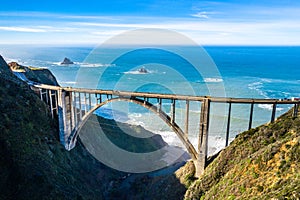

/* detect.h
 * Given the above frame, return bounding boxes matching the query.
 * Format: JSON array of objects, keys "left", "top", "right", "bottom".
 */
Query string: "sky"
[{"left": 1, "top": 0, "right": 300, "bottom": 45}]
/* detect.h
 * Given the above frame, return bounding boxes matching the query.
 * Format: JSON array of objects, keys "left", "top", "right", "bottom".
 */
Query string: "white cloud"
[
  {"left": 191, "top": 12, "right": 210, "bottom": 19},
  {"left": 0, "top": 26, "right": 46, "bottom": 33},
  {"left": 1, "top": 10, "right": 300, "bottom": 45},
  {"left": 0, "top": 25, "right": 81, "bottom": 33}
]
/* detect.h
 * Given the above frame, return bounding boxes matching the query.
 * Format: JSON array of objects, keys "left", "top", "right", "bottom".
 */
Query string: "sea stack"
[
  {"left": 61, "top": 57, "right": 74, "bottom": 65},
  {"left": 138, "top": 67, "right": 148, "bottom": 73}
]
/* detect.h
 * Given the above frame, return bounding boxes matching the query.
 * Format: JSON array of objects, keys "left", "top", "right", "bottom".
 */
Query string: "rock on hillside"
[{"left": 184, "top": 108, "right": 300, "bottom": 199}]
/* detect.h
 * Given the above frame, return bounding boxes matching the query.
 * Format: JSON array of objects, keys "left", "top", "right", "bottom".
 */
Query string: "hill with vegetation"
[
  {"left": 0, "top": 56, "right": 118, "bottom": 199},
  {"left": 184, "top": 108, "right": 300, "bottom": 199}
]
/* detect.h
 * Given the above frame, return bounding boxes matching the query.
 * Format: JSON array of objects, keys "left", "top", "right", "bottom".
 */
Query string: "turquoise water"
[{"left": 2, "top": 45, "right": 300, "bottom": 155}]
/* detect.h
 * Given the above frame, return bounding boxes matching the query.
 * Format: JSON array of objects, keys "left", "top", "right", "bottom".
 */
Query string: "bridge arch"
[{"left": 70, "top": 96, "right": 198, "bottom": 161}]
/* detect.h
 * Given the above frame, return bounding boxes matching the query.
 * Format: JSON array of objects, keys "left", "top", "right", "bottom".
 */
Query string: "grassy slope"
[{"left": 184, "top": 109, "right": 300, "bottom": 199}]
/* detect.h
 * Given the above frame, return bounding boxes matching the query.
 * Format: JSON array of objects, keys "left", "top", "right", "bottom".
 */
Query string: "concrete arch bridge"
[{"left": 31, "top": 84, "right": 299, "bottom": 177}]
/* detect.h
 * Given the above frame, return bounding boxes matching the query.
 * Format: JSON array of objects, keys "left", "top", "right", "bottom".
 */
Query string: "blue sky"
[{"left": 1, "top": 0, "right": 300, "bottom": 45}]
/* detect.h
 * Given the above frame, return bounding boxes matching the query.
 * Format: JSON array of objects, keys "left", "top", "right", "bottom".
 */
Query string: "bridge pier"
[
  {"left": 248, "top": 102, "right": 254, "bottom": 130},
  {"left": 57, "top": 89, "right": 73, "bottom": 150},
  {"left": 271, "top": 103, "right": 277, "bottom": 123},
  {"left": 195, "top": 98, "right": 210, "bottom": 178},
  {"left": 184, "top": 100, "right": 189, "bottom": 139},
  {"left": 170, "top": 100, "right": 176, "bottom": 124},
  {"left": 293, "top": 103, "right": 299, "bottom": 118},
  {"left": 225, "top": 102, "right": 232, "bottom": 147}
]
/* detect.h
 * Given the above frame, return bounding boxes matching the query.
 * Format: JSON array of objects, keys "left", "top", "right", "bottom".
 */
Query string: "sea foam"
[{"left": 204, "top": 78, "right": 223, "bottom": 83}]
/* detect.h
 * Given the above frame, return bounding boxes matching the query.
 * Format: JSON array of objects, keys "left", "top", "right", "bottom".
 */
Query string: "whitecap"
[
  {"left": 124, "top": 70, "right": 153, "bottom": 75},
  {"left": 129, "top": 113, "right": 142, "bottom": 118},
  {"left": 52, "top": 62, "right": 63, "bottom": 65},
  {"left": 248, "top": 81, "right": 263, "bottom": 90},
  {"left": 258, "top": 104, "right": 284, "bottom": 111},
  {"left": 204, "top": 78, "right": 223, "bottom": 83},
  {"left": 80, "top": 63, "right": 115, "bottom": 67},
  {"left": 248, "top": 81, "right": 269, "bottom": 98},
  {"left": 258, "top": 104, "right": 273, "bottom": 111}
]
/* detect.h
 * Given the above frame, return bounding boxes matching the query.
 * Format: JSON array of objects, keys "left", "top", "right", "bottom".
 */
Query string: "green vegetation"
[
  {"left": 184, "top": 109, "right": 300, "bottom": 199},
  {"left": 0, "top": 67, "right": 112, "bottom": 199}
]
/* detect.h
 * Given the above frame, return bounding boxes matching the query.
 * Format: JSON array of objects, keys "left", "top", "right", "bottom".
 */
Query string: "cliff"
[{"left": 9, "top": 62, "right": 59, "bottom": 86}]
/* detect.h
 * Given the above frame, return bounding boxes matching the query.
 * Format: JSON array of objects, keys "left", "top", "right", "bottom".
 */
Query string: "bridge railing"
[
  {"left": 31, "top": 84, "right": 299, "bottom": 133},
  {"left": 209, "top": 98, "right": 299, "bottom": 147},
  {"left": 31, "top": 84, "right": 300, "bottom": 147}
]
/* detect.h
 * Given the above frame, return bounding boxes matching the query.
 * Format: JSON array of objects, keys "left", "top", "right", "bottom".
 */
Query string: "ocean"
[{"left": 2, "top": 45, "right": 300, "bottom": 156}]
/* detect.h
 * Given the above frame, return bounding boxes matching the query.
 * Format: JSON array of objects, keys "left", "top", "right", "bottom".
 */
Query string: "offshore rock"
[{"left": 61, "top": 57, "right": 74, "bottom": 65}]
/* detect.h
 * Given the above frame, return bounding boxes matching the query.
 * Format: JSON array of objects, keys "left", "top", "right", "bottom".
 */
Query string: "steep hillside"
[
  {"left": 185, "top": 109, "right": 300, "bottom": 199},
  {"left": 0, "top": 56, "right": 186, "bottom": 200},
  {"left": 0, "top": 60, "right": 113, "bottom": 199},
  {"left": 8, "top": 62, "right": 59, "bottom": 86}
]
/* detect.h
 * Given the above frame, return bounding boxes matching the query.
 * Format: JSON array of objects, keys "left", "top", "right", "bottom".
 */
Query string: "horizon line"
[{"left": 1, "top": 43, "right": 300, "bottom": 47}]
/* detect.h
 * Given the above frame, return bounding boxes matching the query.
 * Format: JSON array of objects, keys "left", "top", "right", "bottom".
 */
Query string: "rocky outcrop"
[
  {"left": 8, "top": 62, "right": 59, "bottom": 86},
  {"left": 8, "top": 61, "right": 26, "bottom": 71},
  {"left": 25, "top": 68, "right": 60, "bottom": 86},
  {"left": 61, "top": 57, "right": 74, "bottom": 65}
]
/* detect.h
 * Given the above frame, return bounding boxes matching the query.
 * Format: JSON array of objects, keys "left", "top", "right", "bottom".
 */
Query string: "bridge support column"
[
  {"left": 225, "top": 102, "right": 232, "bottom": 147},
  {"left": 293, "top": 103, "right": 299, "bottom": 118},
  {"left": 195, "top": 98, "right": 210, "bottom": 178},
  {"left": 271, "top": 103, "right": 277, "bottom": 123},
  {"left": 248, "top": 102, "right": 254, "bottom": 130},
  {"left": 185, "top": 100, "right": 189, "bottom": 139},
  {"left": 57, "top": 89, "right": 72, "bottom": 150}
]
